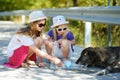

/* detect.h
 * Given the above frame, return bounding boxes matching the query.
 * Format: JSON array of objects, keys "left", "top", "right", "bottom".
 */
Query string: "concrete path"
[{"left": 0, "top": 21, "right": 120, "bottom": 80}]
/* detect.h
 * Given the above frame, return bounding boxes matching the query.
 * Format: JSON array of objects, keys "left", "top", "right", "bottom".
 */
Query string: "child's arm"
[{"left": 29, "top": 45, "right": 62, "bottom": 66}]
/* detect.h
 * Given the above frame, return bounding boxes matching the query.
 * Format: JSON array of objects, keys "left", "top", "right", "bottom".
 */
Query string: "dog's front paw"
[{"left": 94, "top": 69, "right": 109, "bottom": 76}]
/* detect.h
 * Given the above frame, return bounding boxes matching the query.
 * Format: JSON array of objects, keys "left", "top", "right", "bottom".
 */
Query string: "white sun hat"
[
  {"left": 51, "top": 15, "right": 69, "bottom": 28},
  {"left": 28, "top": 11, "right": 47, "bottom": 23}
]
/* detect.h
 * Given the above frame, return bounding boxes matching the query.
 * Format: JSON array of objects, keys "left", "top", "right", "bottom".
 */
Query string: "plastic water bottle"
[{"left": 63, "top": 60, "right": 72, "bottom": 69}]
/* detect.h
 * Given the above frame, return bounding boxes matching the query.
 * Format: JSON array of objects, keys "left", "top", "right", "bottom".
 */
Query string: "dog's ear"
[
  {"left": 95, "top": 52, "right": 104, "bottom": 62},
  {"left": 95, "top": 48, "right": 107, "bottom": 62},
  {"left": 87, "top": 48, "right": 96, "bottom": 57},
  {"left": 87, "top": 48, "right": 102, "bottom": 63},
  {"left": 81, "top": 47, "right": 94, "bottom": 56},
  {"left": 87, "top": 48, "right": 105, "bottom": 64}
]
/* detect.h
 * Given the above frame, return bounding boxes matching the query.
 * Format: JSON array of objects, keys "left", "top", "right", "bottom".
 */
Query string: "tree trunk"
[
  {"left": 72, "top": 0, "right": 78, "bottom": 6},
  {"left": 112, "top": 0, "right": 117, "bottom": 6}
]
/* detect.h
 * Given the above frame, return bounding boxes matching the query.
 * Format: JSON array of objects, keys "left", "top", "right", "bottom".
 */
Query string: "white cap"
[
  {"left": 51, "top": 15, "right": 69, "bottom": 28},
  {"left": 28, "top": 11, "right": 47, "bottom": 23}
]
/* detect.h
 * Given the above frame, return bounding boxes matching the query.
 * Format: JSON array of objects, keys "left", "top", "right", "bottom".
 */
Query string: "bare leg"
[
  {"left": 61, "top": 40, "right": 70, "bottom": 59},
  {"left": 26, "top": 49, "right": 34, "bottom": 61},
  {"left": 26, "top": 37, "right": 45, "bottom": 67},
  {"left": 44, "top": 40, "right": 53, "bottom": 55},
  {"left": 35, "top": 37, "right": 45, "bottom": 67}
]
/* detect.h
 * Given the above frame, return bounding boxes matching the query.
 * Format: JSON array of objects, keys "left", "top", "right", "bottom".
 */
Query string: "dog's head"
[{"left": 76, "top": 47, "right": 103, "bottom": 67}]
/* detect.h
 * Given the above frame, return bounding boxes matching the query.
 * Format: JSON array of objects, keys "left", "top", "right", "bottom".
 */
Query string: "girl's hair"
[
  {"left": 16, "top": 22, "right": 43, "bottom": 38},
  {"left": 52, "top": 28, "right": 57, "bottom": 41}
]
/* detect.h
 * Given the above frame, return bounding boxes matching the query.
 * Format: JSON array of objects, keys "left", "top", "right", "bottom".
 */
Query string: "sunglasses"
[
  {"left": 38, "top": 23, "right": 46, "bottom": 27},
  {"left": 57, "top": 27, "right": 67, "bottom": 31}
]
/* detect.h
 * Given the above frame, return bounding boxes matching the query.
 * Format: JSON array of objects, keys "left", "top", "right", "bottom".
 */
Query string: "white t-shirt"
[{"left": 7, "top": 34, "right": 34, "bottom": 57}]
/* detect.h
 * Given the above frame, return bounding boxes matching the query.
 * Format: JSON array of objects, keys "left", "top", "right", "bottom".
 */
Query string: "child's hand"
[{"left": 53, "top": 57, "right": 63, "bottom": 66}]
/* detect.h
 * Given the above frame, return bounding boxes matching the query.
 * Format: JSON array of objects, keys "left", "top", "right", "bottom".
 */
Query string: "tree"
[
  {"left": 72, "top": 0, "right": 78, "bottom": 6},
  {"left": 0, "top": 0, "right": 120, "bottom": 11}
]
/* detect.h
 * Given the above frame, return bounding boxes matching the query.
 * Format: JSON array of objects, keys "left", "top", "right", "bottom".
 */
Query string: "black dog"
[{"left": 76, "top": 47, "right": 120, "bottom": 75}]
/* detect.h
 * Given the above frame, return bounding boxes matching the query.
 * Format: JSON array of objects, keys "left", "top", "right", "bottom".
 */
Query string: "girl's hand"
[{"left": 53, "top": 57, "right": 63, "bottom": 66}]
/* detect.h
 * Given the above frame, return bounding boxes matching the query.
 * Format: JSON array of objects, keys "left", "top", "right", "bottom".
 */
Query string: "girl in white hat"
[
  {"left": 44, "top": 15, "right": 75, "bottom": 61},
  {"left": 3, "top": 11, "right": 62, "bottom": 68}
]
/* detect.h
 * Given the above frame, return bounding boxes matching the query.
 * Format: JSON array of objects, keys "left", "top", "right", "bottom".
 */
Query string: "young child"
[
  {"left": 3, "top": 11, "right": 62, "bottom": 68},
  {"left": 44, "top": 15, "right": 75, "bottom": 61}
]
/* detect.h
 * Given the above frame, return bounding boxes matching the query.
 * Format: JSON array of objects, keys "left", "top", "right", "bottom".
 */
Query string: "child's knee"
[
  {"left": 37, "top": 37, "right": 44, "bottom": 43},
  {"left": 61, "top": 40, "right": 69, "bottom": 47},
  {"left": 34, "top": 37, "right": 43, "bottom": 46}
]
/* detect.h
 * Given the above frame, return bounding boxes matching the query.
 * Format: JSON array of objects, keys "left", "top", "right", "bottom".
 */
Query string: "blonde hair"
[
  {"left": 52, "top": 28, "right": 56, "bottom": 41},
  {"left": 16, "top": 21, "right": 43, "bottom": 38}
]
